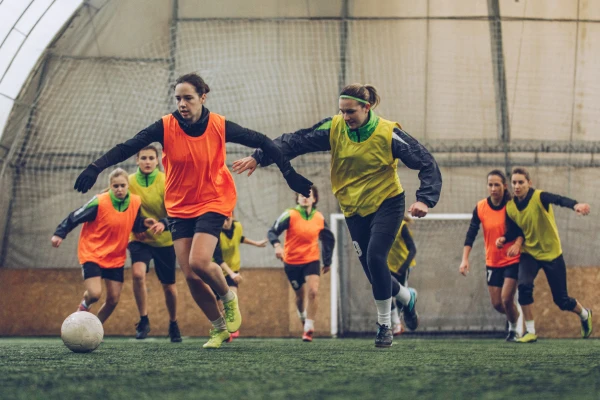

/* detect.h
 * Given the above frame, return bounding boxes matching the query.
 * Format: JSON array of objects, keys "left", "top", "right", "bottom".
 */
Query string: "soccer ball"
[{"left": 61, "top": 311, "right": 104, "bottom": 353}]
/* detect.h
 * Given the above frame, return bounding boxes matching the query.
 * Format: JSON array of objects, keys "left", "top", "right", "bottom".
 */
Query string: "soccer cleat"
[
  {"left": 581, "top": 309, "right": 593, "bottom": 339},
  {"left": 516, "top": 332, "right": 538, "bottom": 343},
  {"left": 222, "top": 292, "right": 242, "bottom": 333},
  {"left": 202, "top": 328, "right": 230, "bottom": 349},
  {"left": 169, "top": 321, "right": 182, "bottom": 343},
  {"left": 392, "top": 323, "right": 404, "bottom": 336},
  {"left": 135, "top": 317, "right": 151, "bottom": 340},
  {"left": 403, "top": 288, "right": 419, "bottom": 331},
  {"left": 506, "top": 331, "right": 519, "bottom": 342},
  {"left": 375, "top": 323, "right": 393, "bottom": 348},
  {"left": 302, "top": 330, "right": 314, "bottom": 342}
]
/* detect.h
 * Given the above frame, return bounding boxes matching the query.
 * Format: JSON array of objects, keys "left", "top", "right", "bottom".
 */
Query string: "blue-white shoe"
[{"left": 403, "top": 288, "right": 419, "bottom": 331}]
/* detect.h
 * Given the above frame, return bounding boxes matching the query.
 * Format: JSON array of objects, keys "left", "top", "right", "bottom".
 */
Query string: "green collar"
[
  {"left": 135, "top": 167, "right": 158, "bottom": 187},
  {"left": 295, "top": 205, "right": 316, "bottom": 220},
  {"left": 345, "top": 110, "right": 379, "bottom": 143},
  {"left": 109, "top": 189, "right": 131, "bottom": 212}
]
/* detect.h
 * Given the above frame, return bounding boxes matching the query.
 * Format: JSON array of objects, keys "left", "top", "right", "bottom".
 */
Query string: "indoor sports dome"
[{"left": 1, "top": 0, "right": 599, "bottom": 338}]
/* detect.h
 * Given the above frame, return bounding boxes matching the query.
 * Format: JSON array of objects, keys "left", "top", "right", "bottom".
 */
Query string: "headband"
[{"left": 339, "top": 95, "right": 369, "bottom": 105}]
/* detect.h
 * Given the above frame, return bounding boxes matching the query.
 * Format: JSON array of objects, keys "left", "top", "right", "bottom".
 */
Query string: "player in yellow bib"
[
  {"left": 212, "top": 212, "right": 268, "bottom": 340},
  {"left": 387, "top": 215, "right": 417, "bottom": 336},
  {"left": 233, "top": 84, "right": 442, "bottom": 347},
  {"left": 127, "top": 145, "right": 181, "bottom": 342},
  {"left": 496, "top": 167, "right": 593, "bottom": 342}
]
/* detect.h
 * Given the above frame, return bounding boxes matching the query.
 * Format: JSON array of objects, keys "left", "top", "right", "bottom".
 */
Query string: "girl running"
[
  {"left": 128, "top": 145, "right": 181, "bottom": 342},
  {"left": 233, "top": 84, "right": 442, "bottom": 347},
  {"left": 73, "top": 73, "right": 312, "bottom": 349},
  {"left": 496, "top": 167, "right": 592, "bottom": 342},
  {"left": 459, "top": 170, "right": 523, "bottom": 341},
  {"left": 268, "top": 187, "right": 335, "bottom": 342},
  {"left": 52, "top": 168, "right": 159, "bottom": 324}
]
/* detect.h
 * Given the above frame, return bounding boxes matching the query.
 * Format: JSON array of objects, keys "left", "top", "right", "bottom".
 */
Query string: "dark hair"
[
  {"left": 511, "top": 167, "right": 531, "bottom": 182},
  {"left": 174, "top": 73, "right": 210, "bottom": 96},
  {"left": 296, "top": 185, "right": 319, "bottom": 207},
  {"left": 137, "top": 144, "right": 159, "bottom": 158},
  {"left": 487, "top": 169, "right": 512, "bottom": 202},
  {"left": 340, "top": 83, "right": 380, "bottom": 109}
]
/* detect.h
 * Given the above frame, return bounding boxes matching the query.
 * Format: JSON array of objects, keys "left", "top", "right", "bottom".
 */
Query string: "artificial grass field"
[{"left": 0, "top": 337, "right": 598, "bottom": 400}]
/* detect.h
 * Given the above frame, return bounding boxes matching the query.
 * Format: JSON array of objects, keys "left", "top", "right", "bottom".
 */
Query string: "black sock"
[{"left": 140, "top": 315, "right": 149, "bottom": 322}]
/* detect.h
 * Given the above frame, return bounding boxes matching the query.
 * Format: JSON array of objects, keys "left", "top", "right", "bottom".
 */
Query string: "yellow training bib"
[
  {"left": 220, "top": 221, "right": 243, "bottom": 273},
  {"left": 387, "top": 220, "right": 416, "bottom": 273}
]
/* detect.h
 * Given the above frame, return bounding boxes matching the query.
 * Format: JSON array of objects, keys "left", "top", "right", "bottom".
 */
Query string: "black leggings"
[
  {"left": 518, "top": 253, "right": 577, "bottom": 311},
  {"left": 344, "top": 193, "right": 404, "bottom": 300}
]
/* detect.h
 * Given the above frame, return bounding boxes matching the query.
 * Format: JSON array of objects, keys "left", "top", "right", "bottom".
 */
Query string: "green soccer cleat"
[
  {"left": 516, "top": 332, "right": 538, "bottom": 343},
  {"left": 403, "top": 288, "right": 419, "bottom": 331},
  {"left": 202, "top": 328, "right": 230, "bottom": 349},
  {"left": 581, "top": 309, "right": 593, "bottom": 339},
  {"left": 223, "top": 292, "right": 242, "bottom": 333}
]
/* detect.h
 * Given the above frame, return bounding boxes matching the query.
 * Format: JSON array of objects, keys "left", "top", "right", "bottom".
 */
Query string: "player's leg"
[
  {"left": 188, "top": 213, "right": 241, "bottom": 334},
  {"left": 224, "top": 275, "right": 240, "bottom": 340},
  {"left": 129, "top": 242, "right": 153, "bottom": 339},
  {"left": 542, "top": 255, "right": 592, "bottom": 338},
  {"left": 154, "top": 245, "right": 181, "bottom": 342},
  {"left": 80, "top": 263, "right": 102, "bottom": 311},
  {"left": 170, "top": 218, "right": 229, "bottom": 348},
  {"left": 97, "top": 268, "right": 124, "bottom": 324},
  {"left": 390, "top": 271, "right": 406, "bottom": 335},
  {"left": 303, "top": 263, "right": 321, "bottom": 342},
  {"left": 500, "top": 264, "right": 521, "bottom": 340},
  {"left": 486, "top": 268, "right": 505, "bottom": 315},
  {"left": 516, "top": 254, "right": 540, "bottom": 343},
  {"left": 285, "top": 264, "right": 307, "bottom": 331}
]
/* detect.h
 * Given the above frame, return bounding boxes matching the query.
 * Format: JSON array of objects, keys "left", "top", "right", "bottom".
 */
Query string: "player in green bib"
[
  {"left": 127, "top": 145, "right": 181, "bottom": 342},
  {"left": 496, "top": 167, "right": 593, "bottom": 342},
  {"left": 233, "top": 84, "right": 442, "bottom": 347}
]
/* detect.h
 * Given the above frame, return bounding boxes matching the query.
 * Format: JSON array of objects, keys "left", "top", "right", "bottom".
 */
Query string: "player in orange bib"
[
  {"left": 73, "top": 73, "right": 312, "bottom": 349},
  {"left": 51, "top": 168, "right": 159, "bottom": 324},
  {"left": 268, "top": 186, "right": 335, "bottom": 342},
  {"left": 459, "top": 170, "right": 523, "bottom": 341}
]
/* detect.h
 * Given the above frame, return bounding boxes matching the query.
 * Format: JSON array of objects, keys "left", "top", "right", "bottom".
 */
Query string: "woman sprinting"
[
  {"left": 73, "top": 73, "right": 312, "bottom": 349},
  {"left": 459, "top": 170, "right": 523, "bottom": 341},
  {"left": 233, "top": 83, "right": 442, "bottom": 347},
  {"left": 267, "top": 187, "right": 335, "bottom": 342},
  {"left": 496, "top": 167, "right": 592, "bottom": 342},
  {"left": 52, "top": 168, "right": 159, "bottom": 324}
]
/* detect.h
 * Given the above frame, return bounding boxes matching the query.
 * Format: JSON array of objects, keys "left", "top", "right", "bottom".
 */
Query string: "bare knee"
[
  {"left": 132, "top": 269, "right": 146, "bottom": 282},
  {"left": 307, "top": 287, "right": 319, "bottom": 300},
  {"left": 163, "top": 284, "right": 177, "bottom": 295},
  {"left": 105, "top": 294, "right": 120, "bottom": 307},
  {"left": 491, "top": 300, "right": 504, "bottom": 314},
  {"left": 190, "top": 259, "right": 211, "bottom": 277},
  {"left": 501, "top": 295, "right": 514, "bottom": 311},
  {"left": 86, "top": 289, "right": 101, "bottom": 304}
]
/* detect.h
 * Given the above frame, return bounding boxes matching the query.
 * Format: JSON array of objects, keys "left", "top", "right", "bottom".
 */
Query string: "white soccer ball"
[{"left": 61, "top": 311, "right": 104, "bottom": 353}]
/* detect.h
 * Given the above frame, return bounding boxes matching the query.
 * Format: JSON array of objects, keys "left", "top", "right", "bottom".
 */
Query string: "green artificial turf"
[{"left": 0, "top": 337, "right": 598, "bottom": 400}]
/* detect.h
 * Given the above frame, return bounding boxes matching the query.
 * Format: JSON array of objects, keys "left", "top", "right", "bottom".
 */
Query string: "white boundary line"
[{"left": 329, "top": 212, "right": 472, "bottom": 336}]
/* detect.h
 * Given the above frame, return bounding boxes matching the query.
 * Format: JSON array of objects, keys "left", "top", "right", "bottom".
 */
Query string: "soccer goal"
[{"left": 330, "top": 213, "right": 507, "bottom": 336}]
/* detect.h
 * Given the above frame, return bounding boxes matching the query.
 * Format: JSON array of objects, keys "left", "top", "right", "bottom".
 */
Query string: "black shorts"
[
  {"left": 82, "top": 262, "right": 124, "bottom": 283},
  {"left": 168, "top": 212, "right": 228, "bottom": 241},
  {"left": 486, "top": 263, "right": 519, "bottom": 288},
  {"left": 284, "top": 260, "right": 320, "bottom": 290},
  {"left": 225, "top": 274, "right": 238, "bottom": 288},
  {"left": 128, "top": 241, "right": 177, "bottom": 285}
]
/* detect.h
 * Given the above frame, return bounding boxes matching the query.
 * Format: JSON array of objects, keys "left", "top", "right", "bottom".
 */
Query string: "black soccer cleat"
[
  {"left": 135, "top": 317, "right": 151, "bottom": 339},
  {"left": 169, "top": 320, "right": 182, "bottom": 343},
  {"left": 375, "top": 323, "right": 393, "bottom": 348},
  {"left": 506, "top": 330, "right": 519, "bottom": 342},
  {"left": 403, "top": 288, "right": 419, "bottom": 331}
]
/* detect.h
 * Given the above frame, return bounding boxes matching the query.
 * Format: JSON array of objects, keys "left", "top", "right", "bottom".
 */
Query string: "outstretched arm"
[
  {"left": 459, "top": 207, "right": 480, "bottom": 276},
  {"left": 74, "top": 120, "right": 164, "bottom": 193},
  {"left": 397, "top": 224, "right": 417, "bottom": 276},
  {"left": 540, "top": 191, "right": 590, "bottom": 215},
  {"left": 52, "top": 197, "right": 99, "bottom": 246}
]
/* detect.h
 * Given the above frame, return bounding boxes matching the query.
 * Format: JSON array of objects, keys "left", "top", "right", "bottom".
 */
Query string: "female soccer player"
[
  {"left": 387, "top": 215, "right": 417, "bottom": 336},
  {"left": 267, "top": 187, "right": 335, "bottom": 342},
  {"left": 496, "top": 167, "right": 593, "bottom": 342},
  {"left": 212, "top": 213, "right": 268, "bottom": 341},
  {"left": 73, "top": 73, "right": 312, "bottom": 349},
  {"left": 233, "top": 84, "right": 442, "bottom": 347},
  {"left": 459, "top": 170, "right": 523, "bottom": 341},
  {"left": 128, "top": 145, "right": 181, "bottom": 342},
  {"left": 51, "top": 168, "right": 159, "bottom": 324}
]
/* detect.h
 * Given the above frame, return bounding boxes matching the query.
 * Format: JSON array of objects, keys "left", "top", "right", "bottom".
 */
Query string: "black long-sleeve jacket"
[
  {"left": 503, "top": 188, "right": 578, "bottom": 242},
  {"left": 397, "top": 223, "right": 417, "bottom": 274},
  {"left": 251, "top": 115, "right": 442, "bottom": 208},
  {"left": 54, "top": 194, "right": 149, "bottom": 239},
  {"left": 267, "top": 207, "right": 335, "bottom": 266},
  {"left": 92, "top": 107, "right": 293, "bottom": 175}
]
